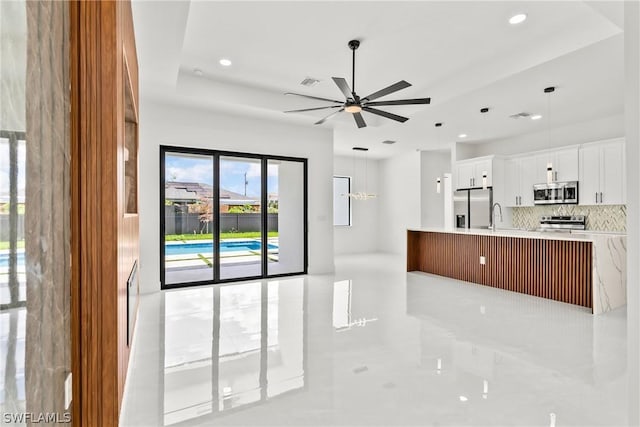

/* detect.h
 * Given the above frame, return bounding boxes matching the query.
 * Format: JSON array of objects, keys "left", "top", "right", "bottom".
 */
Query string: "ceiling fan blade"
[
  {"left": 285, "top": 105, "right": 343, "bottom": 113},
  {"left": 362, "top": 107, "right": 409, "bottom": 123},
  {"left": 353, "top": 112, "right": 367, "bottom": 128},
  {"left": 285, "top": 92, "right": 343, "bottom": 104},
  {"left": 315, "top": 108, "right": 345, "bottom": 125},
  {"left": 365, "top": 97, "right": 431, "bottom": 107},
  {"left": 332, "top": 77, "right": 353, "bottom": 100},
  {"left": 363, "top": 80, "right": 412, "bottom": 102}
]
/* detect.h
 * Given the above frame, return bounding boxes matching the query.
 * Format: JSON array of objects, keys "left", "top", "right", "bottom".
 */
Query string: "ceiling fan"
[{"left": 284, "top": 39, "right": 431, "bottom": 129}]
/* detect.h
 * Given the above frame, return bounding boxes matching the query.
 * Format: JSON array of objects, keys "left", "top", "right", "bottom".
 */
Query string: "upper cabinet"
[
  {"left": 455, "top": 156, "right": 494, "bottom": 189},
  {"left": 533, "top": 146, "right": 579, "bottom": 183},
  {"left": 579, "top": 139, "right": 625, "bottom": 205},
  {"left": 504, "top": 155, "right": 537, "bottom": 207}
]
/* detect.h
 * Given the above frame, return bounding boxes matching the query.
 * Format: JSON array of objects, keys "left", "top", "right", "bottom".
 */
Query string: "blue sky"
[{"left": 166, "top": 154, "right": 279, "bottom": 197}]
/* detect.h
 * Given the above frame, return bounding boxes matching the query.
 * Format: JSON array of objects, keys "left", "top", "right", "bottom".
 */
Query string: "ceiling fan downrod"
[{"left": 348, "top": 39, "right": 360, "bottom": 99}]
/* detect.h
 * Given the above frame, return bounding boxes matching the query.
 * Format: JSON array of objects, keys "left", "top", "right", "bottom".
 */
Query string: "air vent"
[
  {"left": 382, "top": 140, "right": 396, "bottom": 145},
  {"left": 509, "top": 112, "right": 532, "bottom": 119},
  {"left": 300, "top": 77, "right": 320, "bottom": 87}
]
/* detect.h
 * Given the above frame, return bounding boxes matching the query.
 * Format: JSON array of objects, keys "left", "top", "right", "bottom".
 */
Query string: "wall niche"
[{"left": 124, "top": 56, "right": 138, "bottom": 214}]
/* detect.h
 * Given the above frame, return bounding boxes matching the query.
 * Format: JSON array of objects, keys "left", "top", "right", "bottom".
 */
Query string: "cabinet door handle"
[
  {"left": 595, "top": 192, "right": 598, "bottom": 204},
  {"left": 554, "top": 171, "right": 558, "bottom": 181},
  {"left": 600, "top": 192, "right": 603, "bottom": 203}
]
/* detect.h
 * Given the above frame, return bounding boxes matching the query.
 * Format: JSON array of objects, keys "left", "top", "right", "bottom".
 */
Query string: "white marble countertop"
[{"left": 408, "top": 227, "right": 626, "bottom": 242}]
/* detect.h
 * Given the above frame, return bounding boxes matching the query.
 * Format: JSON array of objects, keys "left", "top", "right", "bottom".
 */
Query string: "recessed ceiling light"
[
  {"left": 219, "top": 58, "right": 232, "bottom": 67},
  {"left": 509, "top": 13, "right": 527, "bottom": 25},
  {"left": 459, "top": 396, "right": 468, "bottom": 402},
  {"left": 458, "top": 134, "right": 468, "bottom": 138},
  {"left": 531, "top": 114, "right": 543, "bottom": 120}
]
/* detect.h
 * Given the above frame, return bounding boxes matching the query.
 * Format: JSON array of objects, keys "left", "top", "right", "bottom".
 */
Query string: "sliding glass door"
[
  {"left": 218, "top": 156, "right": 263, "bottom": 280},
  {"left": 267, "top": 159, "right": 305, "bottom": 276},
  {"left": 163, "top": 151, "right": 215, "bottom": 285},
  {"left": 160, "top": 147, "right": 307, "bottom": 288}
]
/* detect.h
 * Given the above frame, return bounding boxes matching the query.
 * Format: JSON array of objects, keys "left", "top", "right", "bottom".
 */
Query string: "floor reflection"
[
  {"left": 406, "top": 272, "right": 627, "bottom": 426},
  {"left": 122, "top": 255, "right": 628, "bottom": 426},
  {"left": 0, "top": 308, "right": 26, "bottom": 416},
  {"left": 163, "top": 279, "right": 305, "bottom": 426}
]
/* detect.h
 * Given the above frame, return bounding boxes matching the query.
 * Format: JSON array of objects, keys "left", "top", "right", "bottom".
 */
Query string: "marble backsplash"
[{"left": 512, "top": 205, "right": 627, "bottom": 232}]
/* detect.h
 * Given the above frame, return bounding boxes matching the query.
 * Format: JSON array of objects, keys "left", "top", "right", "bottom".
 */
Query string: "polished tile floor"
[{"left": 120, "top": 254, "right": 628, "bottom": 426}]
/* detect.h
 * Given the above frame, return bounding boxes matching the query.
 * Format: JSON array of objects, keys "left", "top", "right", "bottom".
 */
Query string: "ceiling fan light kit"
[{"left": 284, "top": 40, "right": 431, "bottom": 129}]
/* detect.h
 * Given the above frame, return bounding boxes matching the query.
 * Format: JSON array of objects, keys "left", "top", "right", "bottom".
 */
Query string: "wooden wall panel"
[
  {"left": 407, "top": 231, "right": 593, "bottom": 309},
  {"left": 70, "top": 0, "right": 139, "bottom": 425}
]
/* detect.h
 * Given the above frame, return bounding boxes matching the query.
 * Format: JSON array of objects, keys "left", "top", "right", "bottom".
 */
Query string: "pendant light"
[
  {"left": 435, "top": 122, "right": 443, "bottom": 193},
  {"left": 544, "top": 86, "right": 555, "bottom": 184},
  {"left": 347, "top": 147, "right": 377, "bottom": 200},
  {"left": 479, "top": 107, "right": 489, "bottom": 189}
]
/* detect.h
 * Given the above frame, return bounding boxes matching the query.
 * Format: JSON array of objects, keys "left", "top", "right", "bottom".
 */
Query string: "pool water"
[
  {"left": 0, "top": 252, "right": 25, "bottom": 268},
  {"left": 165, "top": 241, "right": 277, "bottom": 256}
]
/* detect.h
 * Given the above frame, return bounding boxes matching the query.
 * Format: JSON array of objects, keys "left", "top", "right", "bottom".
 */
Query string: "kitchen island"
[{"left": 407, "top": 228, "right": 626, "bottom": 314}]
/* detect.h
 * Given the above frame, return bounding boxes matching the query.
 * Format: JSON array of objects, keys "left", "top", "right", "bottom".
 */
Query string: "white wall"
[
  {"left": 138, "top": 99, "right": 334, "bottom": 293},
  {"left": 332, "top": 155, "right": 379, "bottom": 255},
  {"left": 467, "top": 113, "right": 624, "bottom": 158},
  {"left": 377, "top": 150, "right": 422, "bottom": 255},
  {"left": 420, "top": 150, "right": 451, "bottom": 228},
  {"left": 624, "top": 1, "right": 640, "bottom": 422}
]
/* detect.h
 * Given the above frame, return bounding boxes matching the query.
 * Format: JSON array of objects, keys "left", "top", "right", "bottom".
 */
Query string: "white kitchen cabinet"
[
  {"left": 579, "top": 145, "right": 600, "bottom": 205},
  {"left": 554, "top": 147, "right": 579, "bottom": 182},
  {"left": 455, "top": 156, "right": 493, "bottom": 189},
  {"left": 579, "top": 139, "right": 625, "bottom": 205},
  {"left": 534, "top": 147, "right": 579, "bottom": 183},
  {"left": 504, "top": 158, "right": 519, "bottom": 207},
  {"left": 504, "top": 155, "right": 536, "bottom": 207},
  {"left": 456, "top": 162, "right": 475, "bottom": 189}
]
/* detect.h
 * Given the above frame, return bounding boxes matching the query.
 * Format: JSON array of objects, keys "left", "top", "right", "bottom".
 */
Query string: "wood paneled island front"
[{"left": 407, "top": 228, "right": 626, "bottom": 314}]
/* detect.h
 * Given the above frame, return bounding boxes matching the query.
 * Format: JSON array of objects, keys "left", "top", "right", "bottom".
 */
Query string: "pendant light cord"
[
  {"left": 547, "top": 93, "right": 551, "bottom": 149},
  {"left": 364, "top": 151, "right": 368, "bottom": 194}
]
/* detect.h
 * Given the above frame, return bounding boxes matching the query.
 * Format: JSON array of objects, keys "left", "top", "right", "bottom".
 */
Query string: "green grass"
[
  {"left": 0, "top": 240, "right": 25, "bottom": 250},
  {"left": 165, "top": 232, "right": 278, "bottom": 241}
]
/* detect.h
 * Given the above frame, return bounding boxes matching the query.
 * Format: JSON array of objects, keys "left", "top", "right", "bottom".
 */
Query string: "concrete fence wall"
[
  {"left": 0, "top": 214, "right": 25, "bottom": 241},
  {"left": 164, "top": 206, "right": 278, "bottom": 234}
]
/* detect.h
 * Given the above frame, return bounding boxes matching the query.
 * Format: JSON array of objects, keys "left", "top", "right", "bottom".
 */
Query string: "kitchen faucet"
[{"left": 491, "top": 202, "right": 503, "bottom": 231}]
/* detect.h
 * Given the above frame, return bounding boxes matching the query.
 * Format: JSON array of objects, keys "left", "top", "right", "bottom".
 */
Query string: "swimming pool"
[
  {"left": 165, "top": 240, "right": 277, "bottom": 256},
  {"left": 0, "top": 252, "right": 25, "bottom": 268}
]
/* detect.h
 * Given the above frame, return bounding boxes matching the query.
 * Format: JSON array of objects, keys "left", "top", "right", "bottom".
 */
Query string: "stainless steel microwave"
[{"left": 533, "top": 181, "right": 578, "bottom": 205}]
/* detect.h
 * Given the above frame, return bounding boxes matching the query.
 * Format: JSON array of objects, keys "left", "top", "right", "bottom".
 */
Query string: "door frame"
[{"left": 159, "top": 145, "right": 308, "bottom": 289}]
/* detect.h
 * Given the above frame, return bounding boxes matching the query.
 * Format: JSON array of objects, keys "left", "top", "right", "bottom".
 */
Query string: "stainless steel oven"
[{"left": 533, "top": 181, "right": 578, "bottom": 205}]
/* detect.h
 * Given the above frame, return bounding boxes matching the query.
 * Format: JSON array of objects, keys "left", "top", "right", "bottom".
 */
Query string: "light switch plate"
[
  {"left": 480, "top": 256, "right": 486, "bottom": 265},
  {"left": 64, "top": 373, "right": 72, "bottom": 410}
]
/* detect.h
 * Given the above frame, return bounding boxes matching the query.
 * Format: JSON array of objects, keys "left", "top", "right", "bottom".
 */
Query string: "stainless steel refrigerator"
[{"left": 453, "top": 188, "right": 492, "bottom": 229}]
